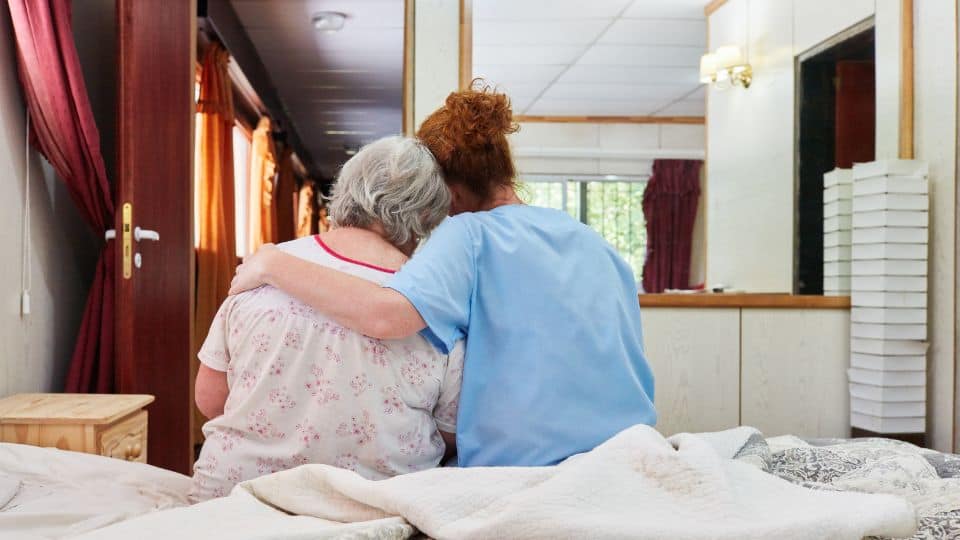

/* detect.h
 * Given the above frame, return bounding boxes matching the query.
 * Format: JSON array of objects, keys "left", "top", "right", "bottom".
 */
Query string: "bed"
[
  {"left": 74, "top": 426, "right": 960, "bottom": 540},
  {"left": 761, "top": 434, "right": 960, "bottom": 540},
  {"left": 5, "top": 429, "right": 959, "bottom": 539},
  {"left": 0, "top": 442, "right": 191, "bottom": 539}
]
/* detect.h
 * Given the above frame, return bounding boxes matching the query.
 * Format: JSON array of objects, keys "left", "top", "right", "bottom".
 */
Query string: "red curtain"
[
  {"left": 641, "top": 159, "right": 702, "bottom": 294},
  {"left": 8, "top": 0, "right": 116, "bottom": 392}
]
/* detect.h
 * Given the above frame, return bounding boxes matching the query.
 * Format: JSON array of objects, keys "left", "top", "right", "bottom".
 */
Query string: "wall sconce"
[{"left": 700, "top": 45, "right": 752, "bottom": 89}]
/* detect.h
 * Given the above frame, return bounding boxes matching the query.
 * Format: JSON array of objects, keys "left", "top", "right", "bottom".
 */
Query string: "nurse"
[{"left": 231, "top": 85, "right": 656, "bottom": 467}]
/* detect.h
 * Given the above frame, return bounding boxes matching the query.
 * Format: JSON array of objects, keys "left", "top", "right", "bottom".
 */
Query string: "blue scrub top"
[{"left": 386, "top": 204, "right": 656, "bottom": 467}]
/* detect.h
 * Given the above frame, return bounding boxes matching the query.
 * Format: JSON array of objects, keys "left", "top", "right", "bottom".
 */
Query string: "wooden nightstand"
[{"left": 0, "top": 393, "right": 154, "bottom": 463}]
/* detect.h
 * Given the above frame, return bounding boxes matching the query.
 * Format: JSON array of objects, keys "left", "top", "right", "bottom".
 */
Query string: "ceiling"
[
  {"left": 472, "top": 0, "right": 707, "bottom": 117},
  {"left": 230, "top": 0, "right": 404, "bottom": 178},
  {"left": 229, "top": 0, "right": 706, "bottom": 176}
]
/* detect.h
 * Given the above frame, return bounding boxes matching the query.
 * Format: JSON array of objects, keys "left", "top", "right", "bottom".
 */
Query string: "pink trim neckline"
[{"left": 313, "top": 235, "right": 397, "bottom": 274}]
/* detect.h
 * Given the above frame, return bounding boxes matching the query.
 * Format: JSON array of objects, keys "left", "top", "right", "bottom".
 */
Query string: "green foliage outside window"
[{"left": 518, "top": 179, "right": 647, "bottom": 282}]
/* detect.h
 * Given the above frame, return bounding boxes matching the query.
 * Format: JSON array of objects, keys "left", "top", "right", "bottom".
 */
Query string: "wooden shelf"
[{"left": 639, "top": 293, "right": 851, "bottom": 309}]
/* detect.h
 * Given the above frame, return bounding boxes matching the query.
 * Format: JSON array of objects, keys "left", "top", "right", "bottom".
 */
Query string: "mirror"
[{"left": 469, "top": 0, "right": 708, "bottom": 287}]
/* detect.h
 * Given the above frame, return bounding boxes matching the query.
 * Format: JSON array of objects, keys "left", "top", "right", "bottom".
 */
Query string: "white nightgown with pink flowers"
[{"left": 189, "top": 235, "right": 464, "bottom": 502}]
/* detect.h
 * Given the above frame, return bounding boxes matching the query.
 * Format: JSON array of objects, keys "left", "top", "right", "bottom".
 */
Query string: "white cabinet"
[
  {"left": 641, "top": 306, "right": 850, "bottom": 439},
  {"left": 740, "top": 309, "right": 851, "bottom": 438},
  {"left": 642, "top": 308, "right": 740, "bottom": 436}
]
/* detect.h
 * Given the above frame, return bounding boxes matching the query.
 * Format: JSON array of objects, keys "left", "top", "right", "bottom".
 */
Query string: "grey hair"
[{"left": 328, "top": 136, "right": 450, "bottom": 247}]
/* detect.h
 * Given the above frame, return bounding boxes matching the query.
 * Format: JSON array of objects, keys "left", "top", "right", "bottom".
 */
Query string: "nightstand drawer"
[
  {"left": 99, "top": 411, "right": 148, "bottom": 463},
  {"left": 0, "top": 393, "right": 153, "bottom": 462}
]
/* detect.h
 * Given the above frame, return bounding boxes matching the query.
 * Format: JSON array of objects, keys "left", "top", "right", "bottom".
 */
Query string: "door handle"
[{"left": 134, "top": 227, "right": 160, "bottom": 242}]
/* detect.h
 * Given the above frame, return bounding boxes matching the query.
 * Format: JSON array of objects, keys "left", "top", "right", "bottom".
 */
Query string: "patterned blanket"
[{"left": 733, "top": 433, "right": 960, "bottom": 540}]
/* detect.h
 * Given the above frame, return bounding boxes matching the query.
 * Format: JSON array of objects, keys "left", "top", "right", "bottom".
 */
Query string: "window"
[
  {"left": 519, "top": 175, "right": 648, "bottom": 282},
  {"left": 233, "top": 124, "right": 252, "bottom": 258},
  {"left": 192, "top": 116, "right": 254, "bottom": 259}
]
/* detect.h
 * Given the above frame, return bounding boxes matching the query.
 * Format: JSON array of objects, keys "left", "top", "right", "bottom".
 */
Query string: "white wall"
[
  {"left": 412, "top": 0, "right": 460, "bottom": 131},
  {"left": 510, "top": 122, "right": 705, "bottom": 176},
  {"left": 707, "top": 0, "right": 957, "bottom": 451},
  {"left": 707, "top": 0, "right": 795, "bottom": 292},
  {"left": 0, "top": 3, "right": 106, "bottom": 396},
  {"left": 913, "top": 0, "right": 958, "bottom": 453}
]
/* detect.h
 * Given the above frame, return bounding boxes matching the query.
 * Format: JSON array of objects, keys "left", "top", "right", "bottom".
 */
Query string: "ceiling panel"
[
  {"left": 474, "top": 45, "right": 586, "bottom": 66},
  {"left": 232, "top": 0, "right": 402, "bottom": 30},
  {"left": 599, "top": 19, "right": 706, "bottom": 46},
  {"left": 474, "top": 20, "right": 610, "bottom": 46},
  {"left": 231, "top": 0, "right": 404, "bottom": 177},
  {"left": 471, "top": 82, "right": 547, "bottom": 100},
  {"left": 685, "top": 85, "right": 707, "bottom": 100},
  {"left": 622, "top": 0, "right": 706, "bottom": 19},
  {"left": 473, "top": 0, "right": 707, "bottom": 117},
  {"left": 653, "top": 99, "right": 705, "bottom": 116},
  {"left": 244, "top": 28, "right": 404, "bottom": 53},
  {"left": 557, "top": 64, "right": 701, "bottom": 86},
  {"left": 542, "top": 83, "right": 696, "bottom": 102},
  {"left": 525, "top": 98, "right": 668, "bottom": 116},
  {"left": 578, "top": 44, "right": 705, "bottom": 66},
  {"left": 473, "top": 63, "right": 568, "bottom": 85},
  {"left": 474, "top": 0, "right": 632, "bottom": 20}
]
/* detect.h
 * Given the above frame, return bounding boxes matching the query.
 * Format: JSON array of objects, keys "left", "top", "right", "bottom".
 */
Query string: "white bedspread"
[
  {"left": 0, "top": 442, "right": 191, "bottom": 539},
  {"left": 77, "top": 425, "right": 917, "bottom": 540}
]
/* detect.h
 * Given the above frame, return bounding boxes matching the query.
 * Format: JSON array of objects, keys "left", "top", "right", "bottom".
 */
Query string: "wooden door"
[
  {"left": 115, "top": 0, "right": 196, "bottom": 474},
  {"left": 835, "top": 60, "right": 876, "bottom": 168}
]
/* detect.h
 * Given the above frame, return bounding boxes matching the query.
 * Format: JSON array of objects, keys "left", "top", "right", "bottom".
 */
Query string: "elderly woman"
[
  {"left": 231, "top": 85, "right": 656, "bottom": 468},
  {"left": 189, "top": 136, "right": 462, "bottom": 502}
]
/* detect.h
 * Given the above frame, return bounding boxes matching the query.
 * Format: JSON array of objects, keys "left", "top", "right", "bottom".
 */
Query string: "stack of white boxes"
[
  {"left": 848, "top": 160, "right": 929, "bottom": 435},
  {"left": 823, "top": 168, "right": 853, "bottom": 295}
]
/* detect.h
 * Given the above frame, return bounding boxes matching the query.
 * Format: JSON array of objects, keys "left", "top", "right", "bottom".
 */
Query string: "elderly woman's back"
[{"left": 189, "top": 137, "right": 459, "bottom": 502}]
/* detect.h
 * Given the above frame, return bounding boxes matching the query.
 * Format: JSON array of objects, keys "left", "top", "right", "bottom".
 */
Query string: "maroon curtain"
[
  {"left": 641, "top": 159, "right": 702, "bottom": 293},
  {"left": 8, "top": 0, "right": 116, "bottom": 392}
]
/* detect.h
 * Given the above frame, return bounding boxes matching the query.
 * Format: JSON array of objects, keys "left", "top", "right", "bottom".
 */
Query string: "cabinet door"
[
  {"left": 642, "top": 308, "right": 740, "bottom": 436},
  {"left": 741, "top": 309, "right": 850, "bottom": 438}
]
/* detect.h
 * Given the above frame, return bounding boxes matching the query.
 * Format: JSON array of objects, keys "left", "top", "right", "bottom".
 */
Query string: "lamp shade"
[
  {"left": 699, "top": 53, "right": 717, "bottom": 83},
  {"left": 714, "top": 45, "right": 745, "bottom": 69}
]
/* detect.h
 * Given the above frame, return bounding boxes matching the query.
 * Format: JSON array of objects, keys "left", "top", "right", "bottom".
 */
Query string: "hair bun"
[{"left": 442, "top": 81, "right": 519, "bottom": 149}]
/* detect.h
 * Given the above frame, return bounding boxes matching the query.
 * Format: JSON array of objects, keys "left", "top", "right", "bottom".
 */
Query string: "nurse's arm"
[{"left": 232, "top": 247, "right": 426, "bottom": 340}]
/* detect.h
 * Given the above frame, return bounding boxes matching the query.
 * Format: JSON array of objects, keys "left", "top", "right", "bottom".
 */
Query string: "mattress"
[
  {"left": 7, "top": 432, "right": 959, "bottom": 539},
  {"left": 0, "top": 442, "right": 191, "bottom": 539}
]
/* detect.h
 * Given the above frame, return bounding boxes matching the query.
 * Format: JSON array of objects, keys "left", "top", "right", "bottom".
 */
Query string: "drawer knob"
[{"left": 125, "top": 442, "right": 142, "bottom": 460}]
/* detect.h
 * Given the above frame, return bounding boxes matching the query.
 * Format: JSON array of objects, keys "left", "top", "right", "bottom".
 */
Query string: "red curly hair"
[{"left": 416, "top": 81, "right": 519, "bottom": 204}]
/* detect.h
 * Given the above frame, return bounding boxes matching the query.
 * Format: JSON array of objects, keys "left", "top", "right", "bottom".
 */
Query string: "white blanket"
[
  {"left": 78, "top": 425, "right": 917, "bottom": 540},
  {"left": 0, "top": 443, "right": 191, "bottom": 539}
]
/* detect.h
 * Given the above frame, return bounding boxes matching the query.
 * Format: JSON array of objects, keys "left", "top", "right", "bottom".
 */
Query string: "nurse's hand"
[{"left": 230, "top": 243, "right": 277, "bottom": 295}]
